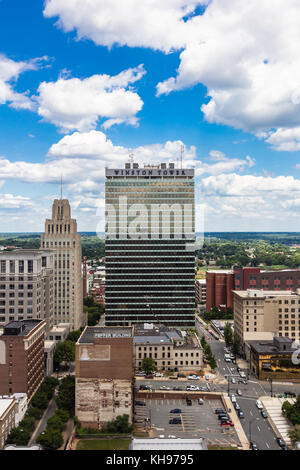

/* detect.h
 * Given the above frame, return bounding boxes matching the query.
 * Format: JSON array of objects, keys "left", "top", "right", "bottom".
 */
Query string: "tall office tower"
[
  {"left": 41, "top": 199, "right": 85, "bottom": 330},
  {"left": 0, "top": 250, "right": 54, "bottom": 331},
  {"left": 105, "top": 162, "right": 195, "bottom": 327}
]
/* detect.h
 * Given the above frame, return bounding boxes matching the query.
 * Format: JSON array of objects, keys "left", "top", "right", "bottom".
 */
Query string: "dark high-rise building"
[{"left": 105, "top": 162, "right": 195, "bottom": 327}]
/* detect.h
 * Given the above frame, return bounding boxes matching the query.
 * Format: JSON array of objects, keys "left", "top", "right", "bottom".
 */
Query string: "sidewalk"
[
  {"left": 28, "top": 388, "right": 58, "bottom": 445},
  {"left": 223, "top": 394, "right": 249, "bottom": 450}
]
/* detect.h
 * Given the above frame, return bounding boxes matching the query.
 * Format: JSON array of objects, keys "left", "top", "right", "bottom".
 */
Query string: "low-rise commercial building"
[
  {"left": 134, "top": 324, "right": 203, "bottom": 372},
  {"left": 0, "top": 320, "right": 46, "bottom": 400},
  {"left": 75, "top": 326, "right": 134, "bottom": 429},
  {"left": 249, "top": 336, "right": 300, "bottom": 381}
]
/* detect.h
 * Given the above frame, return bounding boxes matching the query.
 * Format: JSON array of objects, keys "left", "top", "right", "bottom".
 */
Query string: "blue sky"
[{"left": 0, "top": 0, "right": 300, "bottom": 232}]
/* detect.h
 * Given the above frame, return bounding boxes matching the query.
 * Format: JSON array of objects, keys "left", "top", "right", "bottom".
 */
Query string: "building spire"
[{"left": 60, "top": 175, "right": 63, "bottom": 200}]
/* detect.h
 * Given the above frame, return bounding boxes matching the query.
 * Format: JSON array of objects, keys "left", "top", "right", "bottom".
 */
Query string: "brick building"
[
  {"left": 75, "top": 326, "right": 134, "bottom": 429},
  {"left": 0, "top": 320, "right": 46, "bottom": 400},
  {"left": 206, "top": 267, "right": 300, "bottom": 311}
]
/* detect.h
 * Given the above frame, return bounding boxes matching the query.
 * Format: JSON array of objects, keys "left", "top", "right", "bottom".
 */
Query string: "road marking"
[
  {"left": 257, "top": 426, "right": 261, "bottom": 432},
  {"left": 266, "top": 442, "right": 270, "bottom": 448}
]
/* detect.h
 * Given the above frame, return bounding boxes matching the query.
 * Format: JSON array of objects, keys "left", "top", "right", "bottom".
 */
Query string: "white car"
[
  {"left": 168, "top": 435, "right": 177, "bottom": 439},
  {"left": 188, "top": 375, "right": 200, "bottom": 380},
  {"left": 231, "top": 394, "right": 237, "bottom": 403},
  {"left": 231, "top": 378, "right": 236, "bottom": 384},
  {"left": 159, "top": 386, "right": 170, "bottom": 390},
  {"left": 256, "top": 400, "right": 263, "bottom": 410},
  {"left": 225, "top": 358, "right": 231, "bottom": 363},
  {"left": 186, "top": 385, "right": 199, "bottom": 391}
]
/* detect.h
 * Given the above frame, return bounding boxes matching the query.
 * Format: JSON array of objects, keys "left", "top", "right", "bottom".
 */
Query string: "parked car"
[
  {"left": 145, "top": 374, "right": 154, "bottom": 379},
  {"left": 250, "top": 441, "right": 259, "bottom": 450},
  {"left": 186, "top": 385, "right": 199, "bottom": 391},
  {"left": 256, "top": 400, "right": 263, "bottom": 410},
  {"left": 198, "top": 398, "right": 204, "bottom": 405},
  {"left": 169, "top": 418, "right": 181, "bottom": 424},
  {"left": 238, "top": 410, "right": 244, "bottom": 419},
  {"left": 225, "top": 358, "right": 231, "bottom": 363},
  {"left": 276, "top": 438, "right": 288, "bottom": 450},
  {"left": 168, "top": 435, "right": 177, "bottom": 439},
  {"left": 186, "top": 398, "right": 192, "bottom": 406},
  {"left": 177, "top": 373, "right": 186, "bottom": 378},
  {"left": 237, "top": 367, "right": 241, "bottom": 373},
  {"left": 136, "top": 372, "right": 146, "bottom": 377},
  {"left": 236, "top": 389, "right": 242, "bottom": 396},
  {"left": 215, "top": 409, "right": 226, "bottom": 414},
  {"left": 155, "top": 372, "right": 164, "bottom": 377},
  {"left": 170, "top": 409, "right": 182, "bottom": 413},
  {"left": 135, "top": 401, "right": 146, "bottom": 406},
  {"left": 234, "top": 403, "right": 240, "bottom": 411},
  {"left": 231, "top": 394, "right": 236, "bottom": 403},
  {"left": 231, "top": 377, "right": 236, "bottom": 384},
  {"left": 219, "top": 415, "right": 230, "bottom": 421},
  {"left": 188, "top": 374, "right": 200, "bottom": 380},
  {"left": 261, "top": 410, "right": 268, "bottom": 419},
  {"left": 159, "top": 386, "right": 170, "bottom": 390},
  {"left": 221, "top": 421, "right": 234, "bottom": 427}
]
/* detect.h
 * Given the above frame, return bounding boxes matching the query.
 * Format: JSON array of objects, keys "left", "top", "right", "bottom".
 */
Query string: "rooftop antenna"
[
  {"left": 60, "top": 175, "right": 63, "bottom": 200},
  {"left": 180, "top": 144, "right": 185, "bottom": 169}
]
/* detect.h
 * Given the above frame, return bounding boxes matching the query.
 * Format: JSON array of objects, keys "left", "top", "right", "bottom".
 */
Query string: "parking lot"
[{"left": 134, "top": 397, "right": 241, "bottom": 447}]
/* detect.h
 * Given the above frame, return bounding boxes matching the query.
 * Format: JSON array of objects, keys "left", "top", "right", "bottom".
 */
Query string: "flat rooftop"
[
  {"left": 1, "top": 320, "right": 43, "bottom": 337},
  {"left": 0, "top": 398, "right": 14, "bottom": 417},
  {"left": 78, "top": 326, "right": 133, "bottom": 343},
  {"left": 233, "top": 289, "right": 296, "bottom": 298}
]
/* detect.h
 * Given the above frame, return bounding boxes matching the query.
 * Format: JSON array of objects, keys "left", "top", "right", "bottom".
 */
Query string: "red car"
[{"left": 221, "top": 421, "right": 234, "bottom": 427}]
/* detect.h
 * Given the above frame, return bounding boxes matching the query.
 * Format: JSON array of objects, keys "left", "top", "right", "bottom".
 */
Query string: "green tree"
[
  {"left": 209, "top": 355, "right": 217, "bottom": 370},
  {"left": 31, "top": 392, "right": 48, "bottom": 410},
  {"left": 141, "top": 357, "right": 156, "bottom": 375},
  {"left": 232, "top": 333, "right": 241, "bottom": 356},
  {"left": 106, "top": 414, "right": 133, "bottom": 434},
  {"left": 55, "top": 409, "right": 70, "bottom": 423},
  {"left": 47, "top": 415, "right": 63, "bottom": 432},
  {"left": 54, "top": 340, "right": 75, "bottom": 367},
  {"left": 56, "top": 375, "right": 75, "bottom": 413},
  {"left": 6, "top": 427, "right": 30, "bottom": 446},
  {"left": 66, "top": 330, "right": 82, "bottom": 342},
  {"left": 36, "top": 428, "right": 63, "bottom": 450},
  {"left": 224, "top": 322, "right": 233, "bottom": 347},
  {"left": 288, "top": 424, "right": 300, "bottom": 446}
]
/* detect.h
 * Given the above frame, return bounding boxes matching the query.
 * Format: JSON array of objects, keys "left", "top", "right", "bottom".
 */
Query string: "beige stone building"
[
  {"left": 134, "top": 324, "right": 203, "bottom": 372},
  {"left": 195, "top": 279, "right": 206, "bottom": 306},
  {"left": 41, "top": 199, "right": 85, "bottom": 330},
  {"left": 233, "top": 289, "right": 300, "bottom": 347},
  {"left": 0, "top": 398, "right": 17, "bottom": 449},
  {"left": 0, "top": 250, "right": 54, "bottom": 331},
  {"left": 75, "top": 326, "right": 134, "bottom": 429}
]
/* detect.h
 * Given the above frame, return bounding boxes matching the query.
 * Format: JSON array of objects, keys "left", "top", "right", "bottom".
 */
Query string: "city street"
[{"left": 136, "top": 321, "right": 300, "bottom": 450}]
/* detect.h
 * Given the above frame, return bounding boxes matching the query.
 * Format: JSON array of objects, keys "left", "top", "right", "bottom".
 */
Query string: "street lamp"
[{"left": 268, "top": 377, "right": 273, "bottom": 397}]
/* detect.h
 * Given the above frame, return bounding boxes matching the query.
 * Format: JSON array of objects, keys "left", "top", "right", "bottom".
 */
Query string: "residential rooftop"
[{"left": 1, "top": 320, "right": 44, "bottom": 337}]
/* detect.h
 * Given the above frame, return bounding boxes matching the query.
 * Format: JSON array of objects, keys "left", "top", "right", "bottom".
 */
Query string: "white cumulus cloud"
[{"left": 36, "top": 64, "right": 145, "bottom": 132}]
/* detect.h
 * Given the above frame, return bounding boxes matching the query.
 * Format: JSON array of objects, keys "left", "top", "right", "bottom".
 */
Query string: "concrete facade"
[
  {"left": 234, "top": 289, "right": 300, "bottom": 347},
  {"left": 0, "top": 398, "right": 17, "bottom": 449},
  {"left": 134, "top": 324, "right": 203, "bottom": 371},
  {"left": 41, "top": 199, "right": 85, "bottom": 330},
  {"left": 0, "top": 250, "right": 54, "bottom": 332}
]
